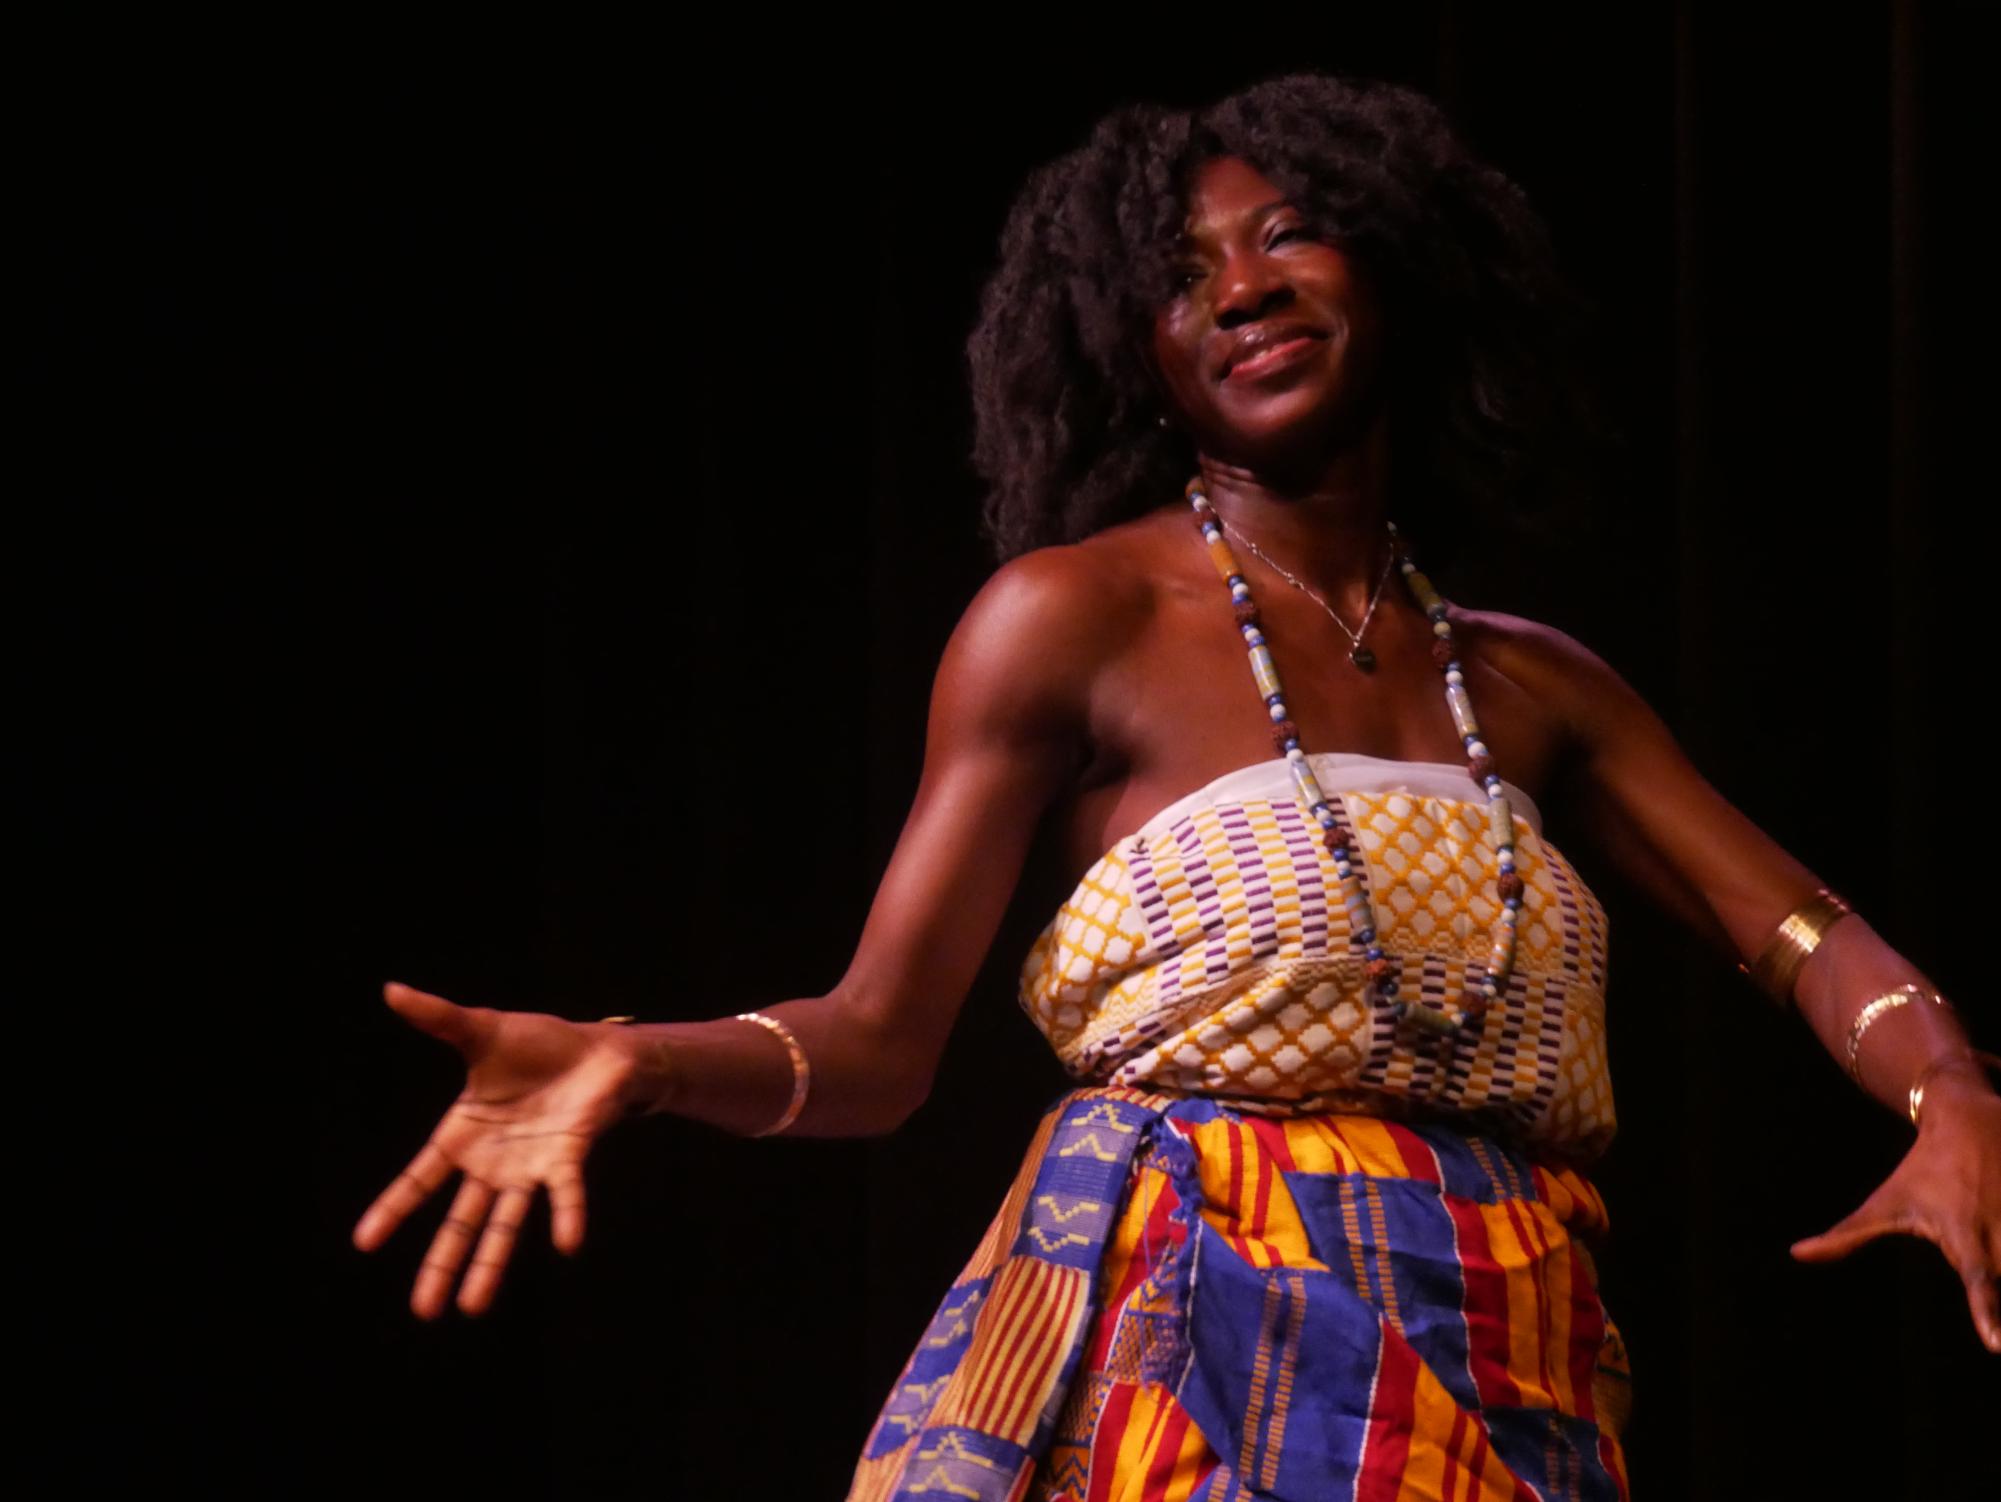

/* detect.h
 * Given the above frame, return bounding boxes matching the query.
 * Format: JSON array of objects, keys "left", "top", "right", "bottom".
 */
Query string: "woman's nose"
[{"left": 1212, "top": 249, "right": 1290, "bottom": 326}]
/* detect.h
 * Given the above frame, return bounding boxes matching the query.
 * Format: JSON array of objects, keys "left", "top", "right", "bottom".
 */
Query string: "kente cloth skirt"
[{"left": 847, "top": 1087, "right": 1633, "bottom": 1502}]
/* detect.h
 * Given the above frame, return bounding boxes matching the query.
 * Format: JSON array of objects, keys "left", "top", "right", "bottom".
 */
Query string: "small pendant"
[
  {"left": 1350, "top": 645, "right": 1377, "bottom": 672},
  {"left": 1395, "top": 998, "right": 1463, "bottom": 1040}
]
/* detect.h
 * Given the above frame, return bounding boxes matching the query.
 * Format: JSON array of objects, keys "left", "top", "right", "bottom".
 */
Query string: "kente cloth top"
[{"left": 1018, "top": 751, "right": 1616, "bottom": 1164}]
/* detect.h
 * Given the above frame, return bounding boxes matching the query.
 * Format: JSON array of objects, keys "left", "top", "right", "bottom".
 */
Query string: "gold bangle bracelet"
[
  {"left": 1909, "top": 1048, "right": 2001, "bottom": 1130},
  {"left": 736, "top": 1011, "right": 810, "bottom": 1137},
  {"left": 1844, "top": 983, "right": 1951, "bottom": 1084},
  {"left": 598, "top": 1012, "right": 810, "bottom": 1135},
  {"left": 1738, "top": 887, "right": 1853, "bottom": 1009}
]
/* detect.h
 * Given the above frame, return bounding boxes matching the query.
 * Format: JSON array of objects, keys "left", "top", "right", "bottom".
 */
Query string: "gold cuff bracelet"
[{"left": 1739, "top": 886, "right": 1853, "bottom": 1009}]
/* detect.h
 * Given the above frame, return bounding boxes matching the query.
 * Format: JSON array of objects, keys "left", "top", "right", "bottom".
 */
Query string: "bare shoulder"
[
  {"left": 934, "top": 527, "right": 1161, "bottom": 740},
  {"left": 1448, "top": 605, "right": 1644, "bottom": 736},
  {"left": 1450, "top": 604, "right": 1615, "bottom": 676},
  {"left": 951, "top": 532, "right": 1154, "bottom": 671},
  {"left": 962, "top": 531, "right": 1152, "bottom": 635}
]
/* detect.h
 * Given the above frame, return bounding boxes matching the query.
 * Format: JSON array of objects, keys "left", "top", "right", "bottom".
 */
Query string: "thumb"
[
  {"left": 381, "top": 980, "right": 485, "bottom": 1050},
  {"left": 1791, "top": 1200, "right": 1908, "bottom": 1262}
]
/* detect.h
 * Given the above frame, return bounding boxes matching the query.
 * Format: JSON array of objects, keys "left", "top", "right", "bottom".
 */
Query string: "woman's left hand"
[{"left": 1790, "top": 1072, "right": 2001, "bottom": 1354}]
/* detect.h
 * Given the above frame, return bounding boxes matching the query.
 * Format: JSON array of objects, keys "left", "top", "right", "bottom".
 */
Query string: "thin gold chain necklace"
[{"left": 1214, "top": 514, "right": 1397, "bottom": 672}]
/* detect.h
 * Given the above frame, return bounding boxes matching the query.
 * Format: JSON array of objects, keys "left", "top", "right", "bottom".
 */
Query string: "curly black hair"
[{"left": 966, "top": 72, "right": 1621, "bottom": 584}]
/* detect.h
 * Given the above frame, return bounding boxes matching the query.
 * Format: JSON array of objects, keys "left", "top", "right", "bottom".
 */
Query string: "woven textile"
[
  {"left": 848, "top": 1088, "right": 1631, "bottom": 1501},
  {"left": 1029, "top": 1098, "right": 1632, "bottom": 1501},
  {"left": 848, "top": 757, "right": 1630, "bottom": 1500},
  {"left": 1020, "top": 754, "right": 1614, "bottom": 1160}
]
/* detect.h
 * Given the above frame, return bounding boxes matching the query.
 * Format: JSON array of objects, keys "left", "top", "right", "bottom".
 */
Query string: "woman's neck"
[{"left": 1194, "top": 447, "right": 1394, "bottom": 616}]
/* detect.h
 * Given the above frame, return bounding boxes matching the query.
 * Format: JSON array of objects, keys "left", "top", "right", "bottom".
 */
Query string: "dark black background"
[{"left": 26, "top": 8, "right": 2000, "bottom": 1497}]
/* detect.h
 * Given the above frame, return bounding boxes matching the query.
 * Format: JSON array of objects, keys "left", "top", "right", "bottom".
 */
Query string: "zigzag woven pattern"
[
  {"left": 847, "top": 1087, "right": 1632, "bottom": 1502},
  {"left": 849, "top": 1089, "right": 1185, "bottom": 1502}
]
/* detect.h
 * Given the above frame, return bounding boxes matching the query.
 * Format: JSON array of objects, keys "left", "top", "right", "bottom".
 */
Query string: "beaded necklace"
[{"left": 1186, "top": 475, "right": 1521, "bottom": 1040}]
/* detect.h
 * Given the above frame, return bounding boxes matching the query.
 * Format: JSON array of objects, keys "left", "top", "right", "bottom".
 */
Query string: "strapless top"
[{"left": 1018, "top": 751, "right": 1616, "bottom": 1162}]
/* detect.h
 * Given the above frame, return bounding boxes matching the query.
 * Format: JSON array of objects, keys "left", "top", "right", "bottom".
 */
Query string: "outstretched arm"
[
  {"left": 355, "top": 544, "right": 1123, "bottom": 1317},
  {"left": 1500, "top": 620, "right": 2001, "bottom": 1353},
  {"left": 608, "top": 545, "right": 1110, "bottom": 1136}
]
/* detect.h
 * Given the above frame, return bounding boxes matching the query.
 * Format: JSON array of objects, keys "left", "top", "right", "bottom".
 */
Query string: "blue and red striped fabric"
[{"left": 848, "top": 1086, "right": 1632, "bottom": 1502}]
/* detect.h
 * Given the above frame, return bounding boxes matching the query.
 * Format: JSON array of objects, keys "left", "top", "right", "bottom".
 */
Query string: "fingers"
[
  {"left": 402, "top": 1176, "right": 553, "bottom": 1319},
  {"left": 1790, "top": 1200, "right": 1910, "bottom": 1262},
  {"left": 372, "top": 1152, "right": 576, "bottom": 1312},
  {"left": 1791, "top": 1199, "right": 2001, "bottom": 1354},
  {"left": 412, "top": 1176, "right": 496, "bottom": 1320},
  {"left": 1940, "top": 1225, "right": 2001, "bottom": 1355},
  {"left": 353, "top": 1141, "right": 455, "bottom": 1253},
  {"left": 413, "top": 1177, "right": 494, "bottom": 1320},
  {"left": 547, "top": 1162, "right": 587, "bottom": 1256},
  {"left": 382, "top": 981, "right": 488, "bottom": 1051},
  {"left": 456, "top": 1188, "right": 533, "bottom": 1316},
  {"left": 1965, "top": 1269, "right": 2001, "bottom": 1355}
]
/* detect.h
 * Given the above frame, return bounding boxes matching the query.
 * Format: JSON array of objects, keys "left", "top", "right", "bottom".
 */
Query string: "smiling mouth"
[{"left": 1222, "top": 335, "right": 1324, "bottom": 382}]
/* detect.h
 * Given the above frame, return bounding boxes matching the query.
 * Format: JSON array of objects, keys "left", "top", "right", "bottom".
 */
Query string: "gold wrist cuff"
[{"left": 1739, "top": 887, "right": 1852, "bottom": 1009}]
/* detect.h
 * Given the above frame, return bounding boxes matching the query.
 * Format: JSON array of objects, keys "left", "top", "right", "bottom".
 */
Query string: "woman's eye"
[{"left": 1268, "top": 227, "right": 1303, "bottom": 247}]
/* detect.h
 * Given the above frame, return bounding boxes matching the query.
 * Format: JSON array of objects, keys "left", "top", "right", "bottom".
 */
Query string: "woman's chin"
[{"left": 1209, "top": 392, "right": 1366, "bottom": 464}]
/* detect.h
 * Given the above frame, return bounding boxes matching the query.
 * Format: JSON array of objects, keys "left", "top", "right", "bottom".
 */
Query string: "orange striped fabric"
[{"left": 1026, "top": 1104, "right": 1633, "bottom": 1501}]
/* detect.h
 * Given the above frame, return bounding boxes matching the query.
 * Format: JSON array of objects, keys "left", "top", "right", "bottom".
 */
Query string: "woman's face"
[{"left": 1150, "top": 155, "right": 1388, "bottom": 465}]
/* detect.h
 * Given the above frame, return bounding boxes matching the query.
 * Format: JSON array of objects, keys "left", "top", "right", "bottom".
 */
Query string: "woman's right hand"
[{"left": 352, "top": 981, "right": 653, "bottom": 1320}]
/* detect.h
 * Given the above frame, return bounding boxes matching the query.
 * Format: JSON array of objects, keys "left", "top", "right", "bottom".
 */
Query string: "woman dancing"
[{"left": 352, "top": 73, "right": 2001, "bottom": 1499}]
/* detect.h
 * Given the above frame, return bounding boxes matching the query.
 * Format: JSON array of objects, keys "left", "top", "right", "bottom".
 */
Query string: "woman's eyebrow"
[{"left": 1176, "top": 199, "right": 1293, "bottom": 248}]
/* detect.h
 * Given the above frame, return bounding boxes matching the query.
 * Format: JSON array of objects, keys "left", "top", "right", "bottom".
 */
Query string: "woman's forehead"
[{"left": 1178, "top": 156, "right": 1291, "bottom": 244}]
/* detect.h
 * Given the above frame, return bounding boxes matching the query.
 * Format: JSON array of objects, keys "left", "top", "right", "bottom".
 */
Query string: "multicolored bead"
[{"left": 1187, "top": 478, "right": 1519, "bottom": 1040}]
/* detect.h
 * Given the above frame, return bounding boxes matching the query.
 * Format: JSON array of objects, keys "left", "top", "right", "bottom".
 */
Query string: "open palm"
[{"left": 352, "top": 982, "right": 642, "bottom": 1319}]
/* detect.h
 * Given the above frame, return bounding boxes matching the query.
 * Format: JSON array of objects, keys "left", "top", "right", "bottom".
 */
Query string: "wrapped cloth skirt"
[{"left": 847, "top": 1087, "right": 1634, "bottom": 1502}]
